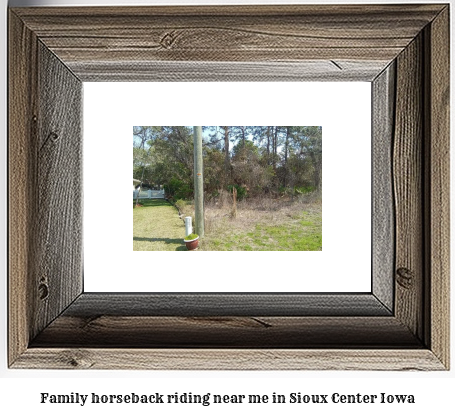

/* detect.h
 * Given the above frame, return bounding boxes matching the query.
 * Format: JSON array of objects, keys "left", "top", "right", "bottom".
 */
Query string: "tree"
[
  {"left": 205, "top": 126, "right": 233, "bottom": 187},
  {"left": 223, "top": 126, "right": 230, "bottom": 185},
  {"left": 133, "top": 125, "right": 322, "bottom": 202},
  {"left": 133, "top": 126, "right": 153, "bottom": 206},
  {"left": 231, "top": 140, "right": 273, "bottom": 196},
  {"left": 230, "top": 126, "right": 255, "bottom": 150},
  {"left": 296, "top": 126, "right": 322, "bottom": 191},
  {"left": 152, "top": 126, "right": 194, "bottom": 198},
  {"left": 283, "top": 126, "right": 290, "bottom": 187},
  {"left": 284, "top": 126, "right": 322, "bottom": 192}
]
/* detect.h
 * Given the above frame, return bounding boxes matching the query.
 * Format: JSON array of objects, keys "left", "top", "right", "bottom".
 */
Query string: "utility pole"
[{"left": 193, "top": 126, "right": 204, "bottom": 237}]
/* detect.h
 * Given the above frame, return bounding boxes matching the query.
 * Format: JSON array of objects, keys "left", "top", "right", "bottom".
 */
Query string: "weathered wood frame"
[{"left": 8, "top": 5, "right": 449, "bottom": 370}]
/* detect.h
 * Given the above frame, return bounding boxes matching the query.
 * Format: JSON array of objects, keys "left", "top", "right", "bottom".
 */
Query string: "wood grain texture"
[
  {"left": 8, "top": 11, "right": 38, "bottom": 366},
  {"left": 65, "top": 293, "right": 391, "bottom": 317},
  {"left": 11, "top": 5, "right": 444, "bottom": 81},
  {"left": 32, "top": 42, "right": 83, "bottom": 339},
  {"left": 31, "top": 315, "right": 420, "bottom": 349},
  {"left": 372, "top": 63, "right": 395, "bottom": 312},
  {"left": 71, "top": 60, "right": 388, "bottom": 82},
  {"left": 13, "top": 349, "right": 445, "bottom": 371},
  {"left": 425, "top": 6, "right": 450, "bottom": 369},
  {"left": 8, "top": 13, "right": 83, "bottom": 367},
  {"left": 393, "top": 34, "right": 424, "bottom": 341}
]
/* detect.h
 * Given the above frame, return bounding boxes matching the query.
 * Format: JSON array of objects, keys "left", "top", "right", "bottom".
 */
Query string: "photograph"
[{"left": 133, "top": 126, "right": 322, "bottom": 251}]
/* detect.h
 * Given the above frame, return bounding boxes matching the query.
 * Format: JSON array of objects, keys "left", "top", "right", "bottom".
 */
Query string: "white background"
[
  {"left": 1, "top": 1, "right": 454, "bottom": 415},
  {"left": 84, "top": 82, "right": 371, "bottom": 292}
]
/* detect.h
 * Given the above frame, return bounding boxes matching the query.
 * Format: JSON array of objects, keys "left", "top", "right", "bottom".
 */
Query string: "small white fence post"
[
  {"left": 185, "top": 217, "right": 192, "bottom": 237},
  {"left": 148, "top": 189, "right": 152, "bottom": 198}
]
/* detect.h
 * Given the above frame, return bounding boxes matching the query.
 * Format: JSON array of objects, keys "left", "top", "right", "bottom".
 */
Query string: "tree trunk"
[
  {"left": 134, "top": 131, "right": 148, "bottom": 207},
  {"left": 284, "top": 127, "right": 290, "bottom": 188},
  {"left": 224, "top": 126, "right": 230, "bottom": 185},
  {"left": 310, "top": 152, "right": 322, "bottom": 191},
  {"left": 273, "top": 126, "right": 278, "bottom": 171},
  {"left": 231, "top": 186, "right": 237, "bottom": 218},
  {"left": 135, "top": 165, "right": 146, "bottom": 207}
]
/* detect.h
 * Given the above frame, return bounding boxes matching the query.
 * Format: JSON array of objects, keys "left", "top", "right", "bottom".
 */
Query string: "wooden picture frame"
[{"left": 8, "top": 4, "right": 450, "bottom": 370}]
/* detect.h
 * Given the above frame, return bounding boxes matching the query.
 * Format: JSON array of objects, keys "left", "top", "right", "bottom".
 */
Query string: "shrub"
[
  {"left": 164, "top": 177, "right": 193, "bottom": 200},
  {"left": 294, "top": 186, "right": 315, "bottom": 195},
  {"left": 174, "top": 199, "right": 187, "bottom": 211},
  {"left": 227, "top": 184, "right": 247, "bottom": 200}
]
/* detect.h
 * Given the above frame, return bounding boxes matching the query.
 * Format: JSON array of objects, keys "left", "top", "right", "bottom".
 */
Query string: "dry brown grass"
[
  {"left": 203, "top": 190, "right": 321, "bottom": 235},
  {"left": 179, "top": 191, "right": 321, "bottom": 250}
]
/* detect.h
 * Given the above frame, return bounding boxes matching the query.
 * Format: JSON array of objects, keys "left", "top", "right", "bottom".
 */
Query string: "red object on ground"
[{"left": 185, "top": 237, "right": 199, "bottom": 251}]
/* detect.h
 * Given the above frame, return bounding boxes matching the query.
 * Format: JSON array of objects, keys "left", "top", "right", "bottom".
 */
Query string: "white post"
[
  {"left": 185, "top": 216, "right": 193, "bottom": 237},
  {"left": 148, "top": 189, "right": 152, "bottom": 198}
]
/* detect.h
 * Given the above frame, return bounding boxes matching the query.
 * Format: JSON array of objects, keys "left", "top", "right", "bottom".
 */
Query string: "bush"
[
  {"left": 276, "top": 186, "right": 316, "bottom": 197},
  {"left": 227, "top": 184, "right": 247, "bottom": 200},
  {"left": 174, "top": 199, "right": 187, "bottom": 211},
  {"left": 164, "top": 178, "right": 193, "bottom": 200},
  {"left": 294, "top": 186, "right": 316, "bottom": 195}
]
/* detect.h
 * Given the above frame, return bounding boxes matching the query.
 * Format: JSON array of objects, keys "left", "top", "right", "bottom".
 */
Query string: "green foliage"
[
  {"left": 231, "top": 140, "right": 274, "bottom": 196},
  {"left": 227, "top": 184, "right": 247, "bottom": 200},
  {"left": 203, "top": 147, "right": 224, "bottom": 198},
  {"left": 133, "top": 126, "right": 322, "bottom": 202},
  {"left": 164, "top": 178, "right": 193, "bottom": 200},
  {"left": 174, "top": 199, "right": 188, "bottom": 211},
  {"left": 231, "top": 139, "right": 259, "bottom": 160},
  {"left": 184, "top": 233, "right": 199, "bottom": 241},
  {"left": 294, "top": 186, "right": 316, "bottom": 195}
]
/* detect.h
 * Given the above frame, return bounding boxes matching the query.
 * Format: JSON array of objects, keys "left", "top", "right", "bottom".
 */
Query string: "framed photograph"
[
  {"left": 8, "top": 4, "right": 449, "bottom": 370},
  {"left": 84, "top": 82, "right": 369, "bottom": 293}
]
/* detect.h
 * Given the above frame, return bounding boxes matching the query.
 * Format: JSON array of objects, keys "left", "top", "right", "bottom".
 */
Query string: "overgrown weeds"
[{"left": 185, "top": 192, "right": 322, "bottom": 251}]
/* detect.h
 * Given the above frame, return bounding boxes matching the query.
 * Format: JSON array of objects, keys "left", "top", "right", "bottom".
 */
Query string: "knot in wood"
[
  {"left": 396, "top": 267, "right": 414, "bottom": 289},
  {"left": 48, "top": 131, "right": 59, "bottom": 142},
  {"left": 60, "top": 350, "right": 94, "bottom": 369},
  {"left": 160, "top": 31, "right": 180, "bottom": 49},
  {"left": 38, "top": 282, "right": 49, "bottom": 300}
]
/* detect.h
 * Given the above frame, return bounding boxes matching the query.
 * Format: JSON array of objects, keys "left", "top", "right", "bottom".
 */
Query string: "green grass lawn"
[
  {"left": 133, "top": 199, "right": 186, "bottom": 251},
  {"left": 134, "top": 198, "right": 322, "bottom": 251},
  {"left": 199, "top": 209, "right": 322, "bottom": 251}
]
